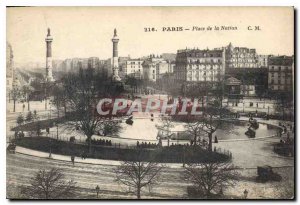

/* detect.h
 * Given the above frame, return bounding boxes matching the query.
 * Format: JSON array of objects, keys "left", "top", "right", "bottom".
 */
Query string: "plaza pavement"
[
  {"left": 7, "top": 99, "right": 295, "bottom": 199},
  {"left": 14, "top": 116, "right": 294, "bottom": 169},
  {"left": 8, "top": 99, "right": 295, "bottom": 169}
]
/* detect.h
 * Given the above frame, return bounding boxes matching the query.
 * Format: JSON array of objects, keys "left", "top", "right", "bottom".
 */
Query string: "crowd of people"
[
  {"left": 136, "top": 141, "right": 158, "bottom": 149},
  {"left": 89, "top": 139, "right": 112, "bottom": 146}
]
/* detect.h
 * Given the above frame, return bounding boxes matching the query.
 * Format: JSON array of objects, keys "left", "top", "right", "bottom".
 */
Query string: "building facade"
[
  {"left": 6, "top": 42, "right": 14, "bottom": 90},
  {"left": 143, "top": 55, "right": 173, "bottom": 82},
  {"left": 225, "top": 43, "right": 260, "bottom": 69},
  {"left": 88, "top": 57, "right": 99, "bottom": 69},
  {"left": 258, "top": 55, "right": 270, "bottom": 68},
  {"left": 123, "top": 59, "right": 144, "bottom": 79},
  {"left": 268, "top": 55, "right": 294, "bottom": 94},
  {"left": 174, "top": 48, "right": 226, "bottom": 83}
]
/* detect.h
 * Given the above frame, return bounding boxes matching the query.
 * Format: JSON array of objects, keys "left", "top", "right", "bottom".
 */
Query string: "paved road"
[
  {"left": 6, "top": 100, "right": 295, "bottom": 199},
  {"left": 7, "top": 151, "right": 294, "bottom": 199},
  {"left": 7, "top": 153, "right": 188, "bottom": 199}
]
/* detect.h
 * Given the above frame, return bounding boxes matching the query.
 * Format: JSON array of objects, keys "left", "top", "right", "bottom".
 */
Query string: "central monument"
[
  {"left": 111, "top": 29, "right": 121, "bottom": 81},
  {"left": 45, "top": 28, "right": 54, "bottom": 82}
]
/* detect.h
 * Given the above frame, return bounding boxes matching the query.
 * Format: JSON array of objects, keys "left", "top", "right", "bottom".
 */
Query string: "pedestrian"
[
  {"left": 243, "top": 189, "right": 248, "bottom": 199},
  {"left": 71, "top": 155, "right": 75, "bottom": 166},
  {"left": 214, "top": 135, "right": 218, "bottom": 143},
  {"left": 81, "top": 151, "right": 86, "bottom": 160},
  {"left": 95, "top": 185, "right": 100, "bottom": 198}
]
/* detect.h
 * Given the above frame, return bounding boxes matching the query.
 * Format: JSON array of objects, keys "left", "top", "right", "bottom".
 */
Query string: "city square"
[{"left": 6, "top": 7, "right": 294, "bottom": 200}]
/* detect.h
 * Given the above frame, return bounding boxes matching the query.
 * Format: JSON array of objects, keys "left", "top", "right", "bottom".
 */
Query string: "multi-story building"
[
  {"left": 174, "top": 48, "right": 225, "bottom": 83},
  {"left": 143, "top": 55, "right": 172, "bottom": 82},
  {"left": 268, "top": 55, "right": 294, "bottom": 94},
  {"left": 6, "top": 42, "right": 14, "bottom": 90},
  {"left": 70, "top": 58, "right": 81, "bottom": 72},
  {"left": 52, "top": 60, "right": 64, "bottom": 72},
  {"left": 223, "top": 43, "right": 271, "bottom": 97},
  {"left": 88, "top": 57, "right": 99, "bottom": 69},
  {"left": 123, "top": 59, "right": 144, "bottom": 79},
  {"left": 143, "top": 59, "right": 157, "bottom": 82},
  {"left": 62, "top": 59, "right": 72, "bottom": 72},
  {"left": 156, "top": 61, "right": 169, "bottom": 80},
  {"left": 225, "top": 43, "right": 259, "bottom": 69},
  {"left": 258, "top": 55, "right": 271, "bottom": 68},
  {"left": 80, "top": 58, "right": 89, "bottom": 70}
]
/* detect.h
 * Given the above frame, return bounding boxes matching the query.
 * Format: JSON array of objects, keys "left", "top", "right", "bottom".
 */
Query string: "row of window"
[
  {"left": 187, "top": 53, "right": 222, "bottom": 58},
  {"left": 188, "top": 66, "right": 221, "bottom": 70},
  {"left": 188, "top": 71, "right": 221, "bottom": 75},
  {"left": 229, "top": 59, "right": 257, "bottom": 63},
  {"left": 188, "top": 59, "right": 222, "bottom": 63},
  {"left": 128, "top": 65, "right": 142, "bottom": 69},
  {"left": 269, "top": 79, "right": 292, "bottom": 85},
  {"left": 228, "top": 63, "right": 259, "bottom": 68},
  {"left": 187, "top": 77, "right": 221, "bottom": 82},
  {"left": 269, "top": 85, "right": 292, "bottom": 91},
  {"left": 269, "top": 73, "right": 292, "bottom": 77},
  {"left": 126, "top": 69, "right": 141, "bottom": 74},
  {"left": 127, "top": 61, "right": 142, "bottom": 65},
  {"left": 269, "top": 66, "right": 291, "bottom": 71}
]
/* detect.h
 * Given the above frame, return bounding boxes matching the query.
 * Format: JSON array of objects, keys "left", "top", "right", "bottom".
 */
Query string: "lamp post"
[
  {"left": 49, "top": 138, "right": 52, "bottom": 158},
  {"left": 53, "top": 122, "right": 58, "bottom": 140},
  {"left": 243, "top": 101, "right": 245, "bottom": 113}
]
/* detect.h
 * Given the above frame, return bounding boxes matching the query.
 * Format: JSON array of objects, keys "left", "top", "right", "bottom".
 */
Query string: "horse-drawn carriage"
[
  {"left": 245, "top": 127, "right": 256, "bottom": 138},
  {"left": 256, "top": 165, "right": 282, "bottom": 182},
  {"left": 249, "top": 118, "right": 259, "bottom": 129},
  {"left": 7, "top": 142, "right": 16, "bottom": 154}
]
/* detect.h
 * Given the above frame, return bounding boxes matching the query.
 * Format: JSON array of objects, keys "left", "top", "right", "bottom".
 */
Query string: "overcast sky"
[{"left": 7, "top": 7, "right": 294, "bottom": 66}]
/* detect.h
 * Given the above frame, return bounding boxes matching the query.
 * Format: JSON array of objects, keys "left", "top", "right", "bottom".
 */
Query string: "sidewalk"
[
  {"left": 15, "top": 146, "right": 184, "bottom": 168},
  {"left": 15, "top": 144, "right": 293, "bottom": 170},
  {"left": 16, "top": 146, "right": 122, "bottom": 166}
]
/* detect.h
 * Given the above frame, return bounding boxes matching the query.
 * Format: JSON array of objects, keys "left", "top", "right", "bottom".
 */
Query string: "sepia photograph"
[{"left": 6, "top": 6, "right": 295, "bottom": 200}]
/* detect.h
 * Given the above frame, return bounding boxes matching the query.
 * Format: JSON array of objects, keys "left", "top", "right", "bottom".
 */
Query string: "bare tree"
[
  {"left": 183, "top": 84, "right": 224, "bottom": 151},
  {"left": 185, "top": 120, "right": 205, "bottom": 147},
  {"left": 21, "top": 168, "right": 76, "bottom": 199},
  {"left": 10, "top": 86, "right": 21, "bottom": 112},
  {"left": 62, "top": 69, "right": 108, "bottom": 154},
  {"left": 50, "top": 83, "right": 69, "bottom": 117},
  {"left": 156, "top": 116, "right": 174, "bottom": 146},
  {"left": 188, "top": 100, "right": 232, "bottom": 152},
  {"left": 101, "top": 120, "right": 122, "bottom": 136},
  {"left": 22, "top": 84, "right": 34, "bottom": 111},
  {"left": 114, "top": 148, "right": 164, "bottom": 199},
  {"left": 16, "top": 114, "right": 24, "bottom": 127},
  {"left": 183, "top": 162, "right": 239, "bottom": 198}
]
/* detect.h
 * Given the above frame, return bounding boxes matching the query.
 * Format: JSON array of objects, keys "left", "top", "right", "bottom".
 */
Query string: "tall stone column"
[
  {"left": 45, "top": 28, "right": 54, "bottom": 82},
  {"left": 111, "top": 29, "right": 121, "bottom": 81}
]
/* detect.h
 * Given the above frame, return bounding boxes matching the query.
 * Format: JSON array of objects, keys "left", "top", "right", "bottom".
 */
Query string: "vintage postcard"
[{"left": 6, "top": 7, "right": 294, "bottom": 199}]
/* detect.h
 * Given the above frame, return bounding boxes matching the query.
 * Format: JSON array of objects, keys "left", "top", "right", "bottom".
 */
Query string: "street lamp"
[
  {"left": 53, "top": 122, "right": 58, "bottom": 140},
  {"left": 49, "top": 138, "right": 52, "bottom": 158},
  {"left": 243, "top": 101, "right": 245, "bottom": 113}
]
